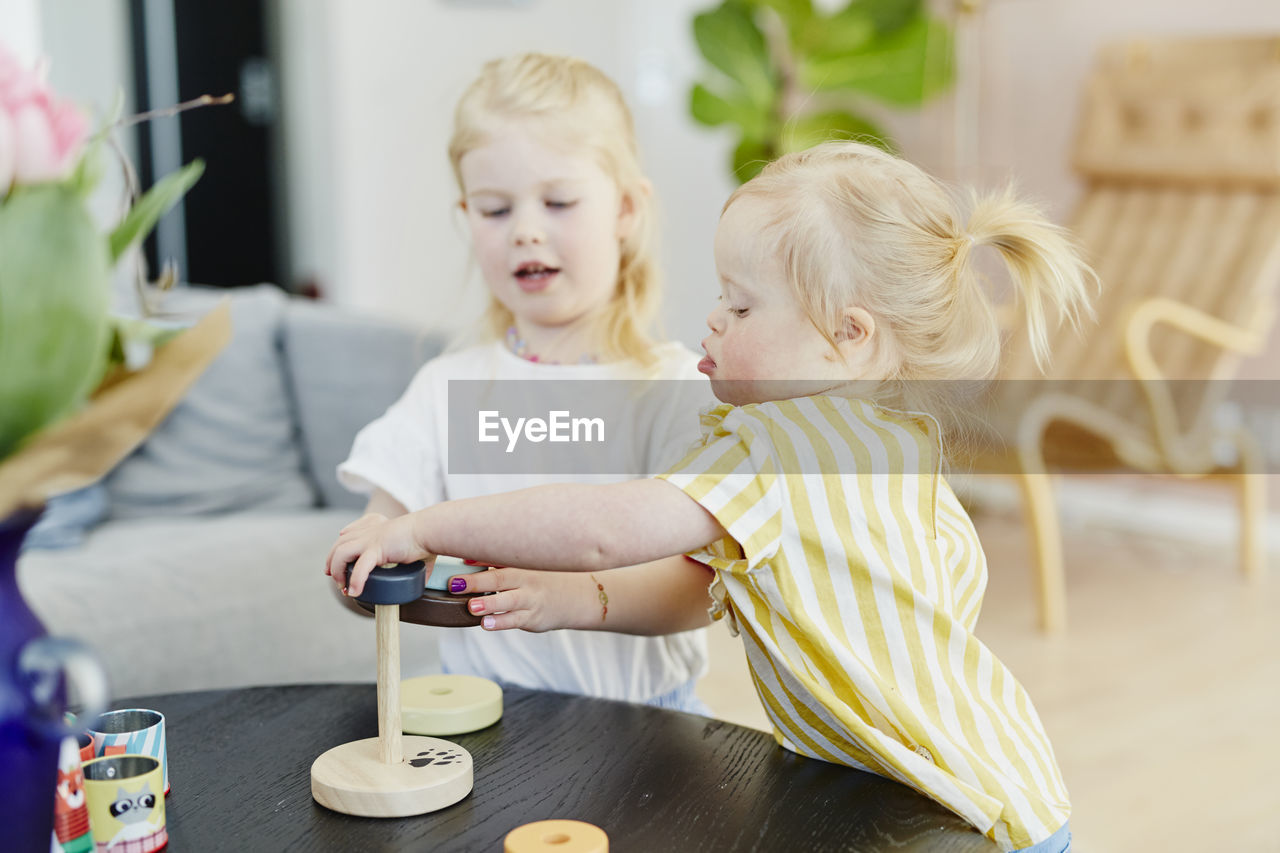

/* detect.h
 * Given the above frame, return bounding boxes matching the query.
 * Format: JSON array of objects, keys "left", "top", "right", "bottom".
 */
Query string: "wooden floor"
[{"left": 695, "top": 500, "right": 1280, "bottom": 852}]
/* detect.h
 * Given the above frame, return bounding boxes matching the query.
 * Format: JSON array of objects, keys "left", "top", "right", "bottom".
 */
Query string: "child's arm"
[
  {"left": 326, "top": 478, "right": 726, "bottom": 598},
  {"left": 450, "top": 556, "right": 715, "bottom": 635},
  {"left": 363, "top": 488, "right": 408, "bottom": 517}
]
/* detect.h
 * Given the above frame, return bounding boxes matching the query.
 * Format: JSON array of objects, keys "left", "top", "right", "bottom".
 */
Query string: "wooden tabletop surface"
[{"left": 121, "top": 683, "right": 998, "bottom": 852}]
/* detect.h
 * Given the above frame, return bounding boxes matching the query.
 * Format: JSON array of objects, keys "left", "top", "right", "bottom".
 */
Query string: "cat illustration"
[{"left": 106, "top": 781, "right": 162, "bottom": 850}]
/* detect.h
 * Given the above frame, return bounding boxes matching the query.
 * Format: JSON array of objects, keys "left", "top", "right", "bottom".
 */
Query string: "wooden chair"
[{"left": 968, "top": 35, "right": 1280, "bottom": 632}]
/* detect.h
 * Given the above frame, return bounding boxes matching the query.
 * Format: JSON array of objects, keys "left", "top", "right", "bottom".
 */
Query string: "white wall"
[
  {"left": 0, "top": 0, "right": 41, "bottom": 63},
  {"left": 38, "top": 0, "right": 136, "bottom": 218}
]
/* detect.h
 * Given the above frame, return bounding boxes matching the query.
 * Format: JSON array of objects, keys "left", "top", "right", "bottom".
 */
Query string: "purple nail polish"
[{"left": 449, "top": 577, "right": 467, "bottom": 593}]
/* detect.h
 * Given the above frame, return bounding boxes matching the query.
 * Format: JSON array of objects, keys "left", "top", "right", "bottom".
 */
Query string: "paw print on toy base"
[{"left": 409, "top": 746, "right": 463, "bottom": 768}]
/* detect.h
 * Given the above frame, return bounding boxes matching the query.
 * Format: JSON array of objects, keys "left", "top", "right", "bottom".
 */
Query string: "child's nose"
[
  {"left": 706, "top": 306, "right": 723, "bottom": 332},
  {"left": 511, "top": 207, "right": 546, "bottom": 246}
]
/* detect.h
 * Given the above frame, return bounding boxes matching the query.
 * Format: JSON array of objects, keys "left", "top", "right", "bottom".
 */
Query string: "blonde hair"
[
  {"left": 727, "top": 141, "right": 1096, "bottom": 423},
  {"left": 448, "top": 53, "right": 660, "bottom": 364}
]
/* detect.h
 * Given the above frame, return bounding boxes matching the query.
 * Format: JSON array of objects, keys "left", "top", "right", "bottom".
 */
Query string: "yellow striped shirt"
[{"left": 658, "top": 396, "right": 1068, "bottom": 851}]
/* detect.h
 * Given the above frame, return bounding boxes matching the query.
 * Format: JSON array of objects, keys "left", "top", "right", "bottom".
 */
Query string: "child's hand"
[
  {"left": 448, "top": 568, "right": 594, "bottom": 633},
  {"left": 325, "top": 512, "right": 433, "bottom": 598}
]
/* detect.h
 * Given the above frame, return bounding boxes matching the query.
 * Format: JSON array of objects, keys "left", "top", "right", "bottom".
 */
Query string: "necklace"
[{"left": 505, "top": 326, "right": 599, "bottom": 365}]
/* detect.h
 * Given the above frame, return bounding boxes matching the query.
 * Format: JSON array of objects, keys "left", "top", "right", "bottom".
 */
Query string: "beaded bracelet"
[{"left": 590, "top": 574, "right": 609, "bottom": 622}]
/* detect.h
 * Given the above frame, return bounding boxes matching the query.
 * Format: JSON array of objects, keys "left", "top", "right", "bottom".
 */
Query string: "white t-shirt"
[{"left": 338, "top": 340, "right": 713, "bottom": 701}]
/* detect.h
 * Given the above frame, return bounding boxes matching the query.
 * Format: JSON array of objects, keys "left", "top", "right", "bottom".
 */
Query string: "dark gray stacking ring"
[{"left": 354, "top": 562, "right": 428, "bottom": 605}]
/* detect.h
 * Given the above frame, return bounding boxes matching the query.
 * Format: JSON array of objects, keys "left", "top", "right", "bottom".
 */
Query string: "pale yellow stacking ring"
[{"left": 400, "top": 674, "right": 502, "bottom": 736}]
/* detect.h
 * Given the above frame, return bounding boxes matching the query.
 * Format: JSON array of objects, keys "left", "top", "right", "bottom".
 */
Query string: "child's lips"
[
  {"left": 513, "top": 266, "right": 559, "bottom": 293},
  {"left": 697, "top": 355, "right": 716, "bottom": 374},
  {"left": 515, "top": 273, "right": 554, "bottom": 293}
]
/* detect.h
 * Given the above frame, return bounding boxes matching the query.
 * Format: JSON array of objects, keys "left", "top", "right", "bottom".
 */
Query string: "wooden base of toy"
[
  {"left": 504, "top": 819, "right": 608, "bottom": 853},
  {"left": 310, "top": 735, "right": 473, "bottom": 817}
]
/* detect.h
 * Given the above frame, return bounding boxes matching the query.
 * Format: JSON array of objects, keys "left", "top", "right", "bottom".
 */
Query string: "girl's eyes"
[
  {"left": 716, "top": 295, "right": 749, "bottom": 318},
  {"left": 477, "top": 200, "right": 576, "bottom": 217}
]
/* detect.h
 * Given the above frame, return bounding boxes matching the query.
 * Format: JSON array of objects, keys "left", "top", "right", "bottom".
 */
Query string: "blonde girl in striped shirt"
[{"left": 327, "top": 141, "right": 1095, "bottom": 852}]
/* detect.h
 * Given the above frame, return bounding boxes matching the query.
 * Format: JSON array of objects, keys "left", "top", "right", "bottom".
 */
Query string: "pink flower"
[{"left": 0, "top": 41, "right": 88, "bottom": 194}]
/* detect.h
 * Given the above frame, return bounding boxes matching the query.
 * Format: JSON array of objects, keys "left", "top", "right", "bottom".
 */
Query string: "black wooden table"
[{"left": 118, "top": 684, "right": 998, "bottom": 852}]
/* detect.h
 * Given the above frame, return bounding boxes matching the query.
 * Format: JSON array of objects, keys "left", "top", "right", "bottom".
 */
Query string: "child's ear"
[
  {"left": 616, "top": 179, "right": 651, "bottom": 241},
  {"left": 832, "top": 306, "right": 876, "bottom": 357}
]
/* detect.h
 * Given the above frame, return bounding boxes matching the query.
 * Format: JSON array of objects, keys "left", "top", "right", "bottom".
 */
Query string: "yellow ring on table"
[
  {"left": 401, "top": 674, "right": 503, "bottom": 736},
  {"left": 504, "top": 819, "right": 608, "bottom": 853}
]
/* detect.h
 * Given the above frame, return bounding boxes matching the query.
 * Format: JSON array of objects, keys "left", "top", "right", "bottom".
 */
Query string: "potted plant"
[{"left": 689, "top": 0, "right": 955, "bottom": 182}]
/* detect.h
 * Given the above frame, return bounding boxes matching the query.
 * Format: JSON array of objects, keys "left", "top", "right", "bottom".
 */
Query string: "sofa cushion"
[
  {"left": 17, "top": 509, "right": 442, "bottom": 695},
  {"left": 104, "top": 284, "right": 316, "bottom": 517},
  {"left": 281, "top": 300, "right": 441, "bottom": 510}
]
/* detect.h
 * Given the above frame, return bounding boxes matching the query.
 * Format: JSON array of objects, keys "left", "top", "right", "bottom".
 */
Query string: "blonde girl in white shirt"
[
  {"left": 328, "top": 141, "right": 1094, "bottom": 851},
  {"left": 337, "top": 53, "right": 712, "bottom": 711}
]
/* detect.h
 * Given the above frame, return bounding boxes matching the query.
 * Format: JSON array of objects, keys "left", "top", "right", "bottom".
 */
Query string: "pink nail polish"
[{"left": 481, "top": 615, "right": 495, "bottom": 629}]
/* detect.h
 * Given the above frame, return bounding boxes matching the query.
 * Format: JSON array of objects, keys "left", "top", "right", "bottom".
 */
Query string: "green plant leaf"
[
  {"left": 745, "top": 0, "right": 815, "bottom": 32},
  {"left": 65, "top": 140, "right": 106, "bottom": 198},
  {"left": 849, "top": 0, "right": 921, "bottom": 35},
  {"left": 690, "top": 83, "right": 772, "bottom": 141},
  {"left": 731, "top": 137, "right": 773, "bottom": 183},
  {"left": 0, "top": 185, "right": 112, "bottom": 456},
  {"left": 799, "top": 14, "right": 953, "bottom": 105},
  {"left": 692, "top": 2, "right": 777, "bottom": 108},
  {"left": 105, "top": 315, "right": 183, "bottom": 370},
  {"left": 108, "top": 158, "right": 205, "bottom": 262},
  {"left": 797, "top": 0, "right": 875, "bottom": 57},
  {"left": 780, "top": 109, "right": 892, "bottom": 154}
]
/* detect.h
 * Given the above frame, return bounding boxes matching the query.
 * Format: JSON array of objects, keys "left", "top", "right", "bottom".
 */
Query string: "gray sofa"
[{"left": 17, "top": 285, "right": 445, "bottom": 699}]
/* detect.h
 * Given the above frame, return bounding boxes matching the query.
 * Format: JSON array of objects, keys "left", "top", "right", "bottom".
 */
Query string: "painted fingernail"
[
  {"left": 481, "top": 615, "right": 495, "bottom": 629},
  {"left": 469, "top": 599, "right": 484, "bottom": 613},
  {"left": 342, "top": 587, "right": 349, "bottom": 596},
  {"left": 449, "top": 577, "right": 467, "bottom": 593}
]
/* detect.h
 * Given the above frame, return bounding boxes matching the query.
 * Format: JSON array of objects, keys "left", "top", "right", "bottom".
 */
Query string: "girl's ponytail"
[{"left": 963, "top": 188, "right": 1097, "bottom": 373}]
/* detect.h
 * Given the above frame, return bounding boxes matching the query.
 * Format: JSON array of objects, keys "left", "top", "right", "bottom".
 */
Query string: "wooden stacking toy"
[
  {"left": 350, "top": 557, "right": 489, "bottom": 628},
  {"left": 311, "top": 563, "right": 474, "bottom": 817},
  {"left": 504, "top": 820, "right": 609, "bottom": 853}
]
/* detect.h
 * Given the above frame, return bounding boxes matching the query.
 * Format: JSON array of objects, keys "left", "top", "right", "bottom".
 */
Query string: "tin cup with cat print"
[{"left": 81, "top": 754, "right": 168, "bottom": 852}]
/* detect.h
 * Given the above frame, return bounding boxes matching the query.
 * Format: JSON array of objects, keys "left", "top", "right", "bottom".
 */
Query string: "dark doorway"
[{"left": 129, "top": 0, "right": 285, "bottom": 288}]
